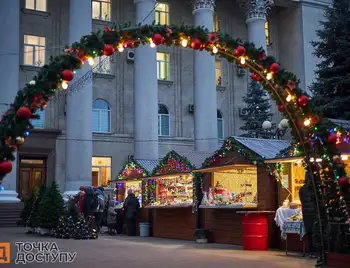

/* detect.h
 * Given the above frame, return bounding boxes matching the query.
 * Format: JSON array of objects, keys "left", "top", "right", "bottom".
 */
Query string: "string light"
[
  {"left": 61, "top": 81, "right": 68, "bottom": 89},
  {"left": 240, "top": 56, "right": 245, "bottom": 64},
  {"left": 181, "top": 39, "right": 188, "bottom": 47},
  {"left": 304, "top": 118, "right": 311, "bottom": 126},
  {"left": 117, "top": 44, "right": 124, "bottom": 52},
  {"left": 150, "top": 40, "right": 156, "bottom": 48},
  {"left": 87, "top": 57, "right": 94, "bottom": 66},
  {"left": 266, "top": 72, "right": 272, "bottom": 80},
  {"left": 286, "top": 94, "right": 292, "bottom": 102},
  {"left": 212, "top": 46, "right": 218, "bottom": 54}
]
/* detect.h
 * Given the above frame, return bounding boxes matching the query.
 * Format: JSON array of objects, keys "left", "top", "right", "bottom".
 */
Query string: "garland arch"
[{"left": 0, "top": 23, "right": 349, "bottom": 255}]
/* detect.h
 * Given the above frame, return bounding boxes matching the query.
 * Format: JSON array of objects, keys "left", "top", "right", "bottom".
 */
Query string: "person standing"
[
  {"left": 123, "top": 189, "right": 140, "bottom": 236},
  {"left": 82, "top": 186, "right": 94, "bottom": 220},
  {"left": 93, "top": 188, "right": 105, "bottom": 233},
  {"left": 299, "top": 174, "right": 317, "bottom": 258}
]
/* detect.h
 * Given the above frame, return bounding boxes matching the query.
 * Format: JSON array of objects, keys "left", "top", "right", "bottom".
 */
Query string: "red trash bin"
[{"left": 238, "top": 211, "right": 274, "bottom": 251}]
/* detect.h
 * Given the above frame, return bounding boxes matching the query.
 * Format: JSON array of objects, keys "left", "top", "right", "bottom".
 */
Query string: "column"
[
  {"left": 193, "top": 0, "right": 218, "bottom": 152},
  {"left": 133, "top": 0, "right": 158, "bottom": 160},
  {"left": 0, "top": 0, "right": 20, "bottom": 202},
  {"left": 243, "top": 0, "right": 273, "bottom": 51},
  {"left": 64, "top": 0, "right": 93, "bottom": 195}
]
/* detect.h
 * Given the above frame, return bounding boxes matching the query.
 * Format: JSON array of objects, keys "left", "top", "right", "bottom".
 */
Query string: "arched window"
[
  {"left": 158, "top": 104, "right": 170, "bottom": 136},
  {"left": 31, "top": 109, "right": 45, "bottom": 129},
  {"left": 217, "top": 110, "right": 224, "bottom": 140},
  {"left": 92, "top": 99, "right": 111, "bottom": 133}
]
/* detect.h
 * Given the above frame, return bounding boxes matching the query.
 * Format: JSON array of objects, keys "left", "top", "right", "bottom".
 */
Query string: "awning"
[{"left": 193, "top": 164, "right": 255, "bottom": 173}]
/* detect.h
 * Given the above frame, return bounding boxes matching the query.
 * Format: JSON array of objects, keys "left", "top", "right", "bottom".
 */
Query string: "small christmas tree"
[
  {"left": 37, "top": 181, "right": 64, "bottom": 230},
  {"left": 240, "top": 81, "right": 274, "bottom": 138},
  {"left": 72, "top": 216, "right": 90, "bottom": 239},
  {"left": 27, "top": 184, "right": 46, "bottom": 229},
  {"left": 18, "top": 186, "right": 39, "bottom": 227}
]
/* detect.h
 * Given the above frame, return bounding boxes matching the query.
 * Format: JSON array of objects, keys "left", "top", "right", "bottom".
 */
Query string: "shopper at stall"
[
  {"left": 299, "top": 173, "right": 317, "bottom": 258},
  {"left": 82, "top": 186, "right": 94, "bottom": 220},
  {"left": 107, "top": 199, "right": 118, "bottom": 235},
  {"left": 123, "top": 189, "right": 140, "bottom": 236},
  {"left": 93, "top": 188, "right": 105, "bottom": 233}
]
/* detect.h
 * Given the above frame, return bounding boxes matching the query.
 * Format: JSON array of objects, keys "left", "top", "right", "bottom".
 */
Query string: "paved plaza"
[{"left": 0, "top": 228, "right": 317, "bottom": 267}]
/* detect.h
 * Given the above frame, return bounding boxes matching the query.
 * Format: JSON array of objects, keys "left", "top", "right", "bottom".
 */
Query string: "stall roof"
[
  {"left": 180, "top": 151, "right": 214, "bottom": 168},
  {"left": 233, "top": 136, "right": 291, "bottom": 159},
  {"left": 134, "top": 159, "right": 159, "bottom": 173},
  {"left": 329, "top": 118, "right": 350, "bottom": 131}
]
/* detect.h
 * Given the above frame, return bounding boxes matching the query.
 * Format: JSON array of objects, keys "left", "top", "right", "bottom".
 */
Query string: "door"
[
  {"left": 19, "top": 167, "right": 45, "bottom": 199},
  {"left": 92, "top": 171, "right": 99, "bottom": 187}
]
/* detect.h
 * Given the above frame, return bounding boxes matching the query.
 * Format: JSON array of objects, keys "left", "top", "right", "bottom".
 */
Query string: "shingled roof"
[
  {"left": 179, "top": 151, "right": 214, "bottom": 168},
  {"left": 134, "top": 159, "right": 159, "bottom": 173}
]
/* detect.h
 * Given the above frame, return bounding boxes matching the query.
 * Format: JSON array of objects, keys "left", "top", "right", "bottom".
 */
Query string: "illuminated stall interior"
[
  {"left": 200, "top": 165, "right": 258, "bottom": 208},
  {"left": 144, "top": 151, "right": 194, "bottom": 208}
]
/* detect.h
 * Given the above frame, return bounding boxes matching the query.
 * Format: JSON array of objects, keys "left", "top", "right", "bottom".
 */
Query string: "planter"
[{"left": 326, "top": 252, "right": 350, "bottom": 268}]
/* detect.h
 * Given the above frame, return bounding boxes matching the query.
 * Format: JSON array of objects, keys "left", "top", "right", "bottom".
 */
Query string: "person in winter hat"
[
  {"left": 82, "top": 186, "right": 94, "bottom": 220},
  {"left": 123, "top": 189, "right": 140, "bottom": 236}
]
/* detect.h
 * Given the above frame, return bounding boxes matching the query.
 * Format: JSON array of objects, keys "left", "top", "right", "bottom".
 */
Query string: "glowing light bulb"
[
  {"left": 213, "top": 46, "right": 218, "bottom": 54},
  {"left": 286, "top": 94, "right": 292, "bottom": 102},
  {"left": 181, "top": 39, "right": 188, "bottom": 47},
  {"left": 117, "top": 45, "right": 124, "bottom": 52},
  {"left": 88, "top": 57, "right": 94, "bottom": 66},
  {"left": 61, "top": 81, "right": 68, "bottom": 89},
  {"left": 304, "top": 118, "right": 311, "bottom": 126},
  {"left": 240, "top": 57, "right": 245, "bottom": 65},
  {"left": 150, "top": 40, "right": 156, "bottom": 48},
  {"left": 266, "top": 72, "right": 272, "bottom": 80}
]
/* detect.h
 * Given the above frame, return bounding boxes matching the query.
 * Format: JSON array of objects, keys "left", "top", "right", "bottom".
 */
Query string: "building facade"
[{"left": 0, "top": 0, "right": 329, "bottom": 201}]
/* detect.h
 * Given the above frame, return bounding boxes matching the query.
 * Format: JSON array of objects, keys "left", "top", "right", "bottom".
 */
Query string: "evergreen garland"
[{"left": 152, "top": 150, "right": 193, "bottom": 175}]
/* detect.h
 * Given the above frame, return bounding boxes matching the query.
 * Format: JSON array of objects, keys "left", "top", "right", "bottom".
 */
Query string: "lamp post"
[{"left": 262, "top": 119, "right": 289, "bottom": 140}]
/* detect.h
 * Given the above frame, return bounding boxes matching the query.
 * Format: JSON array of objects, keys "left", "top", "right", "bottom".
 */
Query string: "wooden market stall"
[
  {"left": 110, "top": 159, "right": 159, "bottom": 234},
  {"left": 193, "top": 136, "right": 290, "bottom": 249},
  {"left": 143, "top": 150, "right": 211, "bottom": 240}
]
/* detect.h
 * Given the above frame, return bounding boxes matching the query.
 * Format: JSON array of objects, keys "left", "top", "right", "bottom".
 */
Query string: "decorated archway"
[{"left": 0, "top": 24, "right": 349, "bottom": 258}]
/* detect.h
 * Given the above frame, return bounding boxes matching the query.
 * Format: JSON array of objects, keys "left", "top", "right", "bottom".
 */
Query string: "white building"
[{"left": 0, "top": 0, "right": 329, "bottom": 202}]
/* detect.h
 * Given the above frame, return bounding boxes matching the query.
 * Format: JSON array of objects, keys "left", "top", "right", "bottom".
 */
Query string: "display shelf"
[
  {"left": 199, "top": 203, "right": 258, "bottom": 209},
  {"left": 145, "top": 204, "right": 193, "bottom": 209}
]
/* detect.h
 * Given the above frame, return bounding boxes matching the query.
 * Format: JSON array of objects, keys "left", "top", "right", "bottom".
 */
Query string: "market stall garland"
[
  {"left": 117, "top": 161, "right": 149, "bottom": 180},
  {"left": 152, "top": 150, "right": 193, "bottom": 176},
  {"left": 0, "top": 23, "right": 348, "bottom": 252}
]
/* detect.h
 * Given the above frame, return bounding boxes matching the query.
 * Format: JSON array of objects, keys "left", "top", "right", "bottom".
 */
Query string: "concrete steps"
[{"left": 0, "top": 203, "right": 23, "bottom": 227}]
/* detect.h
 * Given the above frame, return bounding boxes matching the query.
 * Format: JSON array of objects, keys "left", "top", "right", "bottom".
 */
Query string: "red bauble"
[
  {"left": 278, "top": 105, "right": 285, "bottom": 112},
  {"left": 338, "top": 177, "right": 349, "bottom": 185},
  {"left": 61, "top": 69, "right": 74, "bottom": 82},
  {"left": 298, "top": 95, "right": 309, "bottom": 107},
  {"left": 103, "top": 44, "right": 115, "bottom": 56},
  {"left": 17, "top": 106, "right": 32, "bottom": 119},
  {"left": 251, "top": 73, "right": 260, "bottom": 81},
  {"left": 191, "top": 39, "right": 201, "bottom": 50},
  {"left": 235, "top": 46, "right": 246, "bottom": 57},
  {"left": 152, "top": 34, "right": 164, "bottom": 45},
  {"left": 0, "top": 161, "right": 13, "bottom": 174},
  {"left": 311, "top": 115, "right": 321, "bottom": 124},
  {"left": 328, "top": 133, "right": 338, "bottom": 144},
  {"left": 269, "top": 63, "right": 280, "bottom": 74}
]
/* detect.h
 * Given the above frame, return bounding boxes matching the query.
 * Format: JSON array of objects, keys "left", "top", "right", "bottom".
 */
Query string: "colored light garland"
[
  {"left": 117, "top": 161, "right": 148, "bottom": 180},
  {"left": 153, "top": 151, "right": 192, "bottom": 175}
]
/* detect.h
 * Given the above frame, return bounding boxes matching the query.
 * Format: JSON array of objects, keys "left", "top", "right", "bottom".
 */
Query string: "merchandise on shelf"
[{"left": 146, "top": 175, "right": 193, "bottom": 207}]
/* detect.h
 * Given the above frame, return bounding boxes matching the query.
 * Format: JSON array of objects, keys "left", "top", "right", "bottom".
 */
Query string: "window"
[
  {"left": 156, "top": 52, "right": 170, "bottom": 80},
  {"left": 31, "top": 109, "right": 45, "bottom": 129},
  {"left": 158, "top": 104, "right": 170, "bottom": 136},
  {"left": 24, "top": 35, "right": 46, "bottom": 66},
  {"left": 92, "top": 0, "right": 111, "bottom": 21},
  {"left": 92, "top": 157, "right": 111, "bottom": 187},
  {"left": 265, "top": 21, "right": 270, "bottom": 46},
  {"left": 216, "top": 60, "right": 222, "bottom": 86},
  {"left": 155, "top": 2, "right": 169, "bottom": 25},
  {"left": 214, "top": 13, "right": 220, "bottom": 32},
  {"left": 92, "top": 99, "right": 111, "bottom": 133},
  {"left": 93, "top": 56, "right": 111, "bottom": 74},
  {"left": 217, "top": 110, "right": 224, "bottom": 140},
  {"left": 25, "top": 0, "right": 47, "bottom": 12}
]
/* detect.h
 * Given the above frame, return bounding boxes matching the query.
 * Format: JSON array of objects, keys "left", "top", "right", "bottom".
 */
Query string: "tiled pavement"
[{"left": 0, "top": 227, "right": 317, "bottom": 268}]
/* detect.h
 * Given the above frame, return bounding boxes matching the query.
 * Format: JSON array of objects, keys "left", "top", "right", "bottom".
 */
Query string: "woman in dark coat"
[
  {"left": 123, "top": 189, "right": 140, "bottom": 236},
  {"left": 299, "top": 173, "right": 317, "bottom": 257},
  {"left": 82, "top": 186, "right": 94, "bottom": 220}
]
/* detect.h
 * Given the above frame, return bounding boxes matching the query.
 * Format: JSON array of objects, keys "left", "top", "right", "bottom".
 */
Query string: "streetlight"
[{"left": 262, "top": 119, "right": 289, "bottom": 139}]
